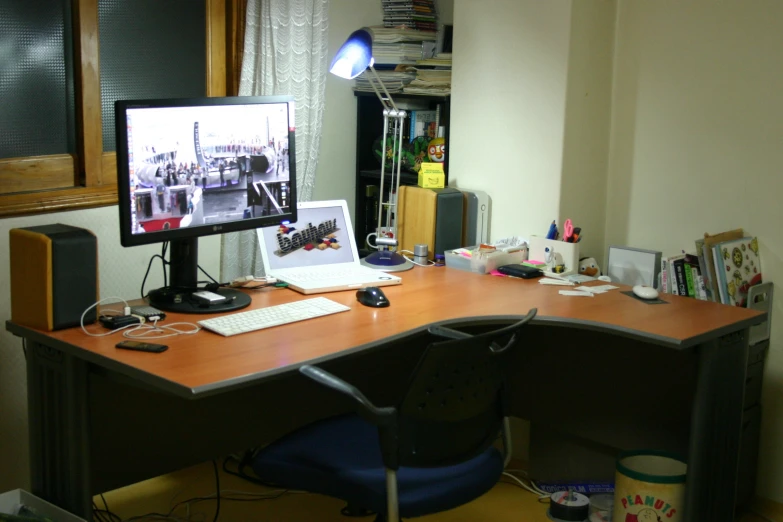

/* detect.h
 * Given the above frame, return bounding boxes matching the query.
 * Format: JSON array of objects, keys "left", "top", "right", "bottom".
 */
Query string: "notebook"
[{"left": 256, "top": 200, "right": 402, "bottom": 294}]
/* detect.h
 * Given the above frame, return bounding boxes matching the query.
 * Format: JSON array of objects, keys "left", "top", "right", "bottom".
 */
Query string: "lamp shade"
[{"left": 329, "top": 28, "right": 374, "bottom": 79}]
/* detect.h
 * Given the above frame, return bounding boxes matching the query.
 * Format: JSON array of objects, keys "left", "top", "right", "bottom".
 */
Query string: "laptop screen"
[{"left": 259, "top": 203, "right": 357, "bottom": 270}]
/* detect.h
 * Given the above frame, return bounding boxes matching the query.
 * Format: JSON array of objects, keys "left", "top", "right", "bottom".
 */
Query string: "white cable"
[
  {"left": 122, "top": 320, "right": 200, "bottom": 339},
  {"left": 501, "top": 471, "right": 549, "bottom": 500},
  {"left": 399, "top": 250, "right": 437, "bottom": 267},
  {"left": 81, "top": 296, "right": 133, "bottom": 337}
]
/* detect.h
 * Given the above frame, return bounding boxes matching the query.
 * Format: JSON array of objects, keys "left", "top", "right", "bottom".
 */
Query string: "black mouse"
[{"left": 356, "top": 286, "right": 390, "bottom": 308}]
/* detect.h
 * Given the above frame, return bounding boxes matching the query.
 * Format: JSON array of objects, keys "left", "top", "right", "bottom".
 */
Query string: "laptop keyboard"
[
  {"left": 281, "top": 266, "right": 378, "bottom": 283},
  {"left": 198, "top": 297, "right": 351, "bottom": 337}
]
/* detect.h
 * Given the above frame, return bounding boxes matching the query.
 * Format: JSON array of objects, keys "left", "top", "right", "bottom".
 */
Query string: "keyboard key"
[{"left": 197, "top": 297, "right": 350, "bottom": 337}]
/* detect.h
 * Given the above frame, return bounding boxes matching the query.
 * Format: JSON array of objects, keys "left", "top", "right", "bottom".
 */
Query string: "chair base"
[{"left": 341, "top": 503, "right": 376, "bottom": 517}]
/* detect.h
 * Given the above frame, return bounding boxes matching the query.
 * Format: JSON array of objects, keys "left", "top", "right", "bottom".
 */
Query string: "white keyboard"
[{"left": 198, "top": 297, "right": 351, "bottom": 337}]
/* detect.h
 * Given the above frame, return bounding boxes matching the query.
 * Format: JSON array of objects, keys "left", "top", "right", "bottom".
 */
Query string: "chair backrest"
[{"left": 386, "top": 312, "right": 535, "bottom": 469}]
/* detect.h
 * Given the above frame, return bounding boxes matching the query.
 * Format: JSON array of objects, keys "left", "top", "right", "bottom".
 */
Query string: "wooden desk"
[{"left": 7, "top": 268, "right": 764, "bottom": 522}]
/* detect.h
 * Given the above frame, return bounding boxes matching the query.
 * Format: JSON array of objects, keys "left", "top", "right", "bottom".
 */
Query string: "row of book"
[
  {"left": 660, "top": 228, "right": 762, "bottom": 308},
  {"left": 382, "top": 0, "right": 437, "bottom": 32}
]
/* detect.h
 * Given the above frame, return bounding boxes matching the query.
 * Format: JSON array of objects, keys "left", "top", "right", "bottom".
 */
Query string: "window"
[{"left": 0, "top": 0, "right": 233, "bottom": 217}]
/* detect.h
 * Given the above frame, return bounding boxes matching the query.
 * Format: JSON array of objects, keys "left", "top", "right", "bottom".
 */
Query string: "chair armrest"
[
  {"left": 428, "top": 325, "right": 472, "bottom": 340},
  {"left": 299, "top": 365, "right": 396, "bottom": 425}
]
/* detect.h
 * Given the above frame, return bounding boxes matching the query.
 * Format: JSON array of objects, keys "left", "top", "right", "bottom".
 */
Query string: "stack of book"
[
  {"left": 659, "top": 228, "right": 763, "bottom": 307},
  {"left": 382, "top": 0, "right": 437, "bottom": 32},
  {"left": 404, "top": 54, "right": 452, "bottom": 95},
  {"left": 354, "top": 69, "right": 417, "bottom": 94}
]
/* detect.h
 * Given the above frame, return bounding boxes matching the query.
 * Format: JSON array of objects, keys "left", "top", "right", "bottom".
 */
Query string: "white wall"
[
  {"left": 449, "top": 0, "right": 572, "bottom": 242},
  {"left": 313, "top": 0, "right": 382, "bottom": 212},
  {"left": 606, "top": 0, "right": 783, "bottom": 502},
  {"left": 0, "top": 206, "right": 221, "bottom": 491}
]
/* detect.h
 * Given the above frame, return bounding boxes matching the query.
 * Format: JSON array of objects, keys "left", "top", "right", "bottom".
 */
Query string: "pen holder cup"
[{"left": 528, "top": 236, "right": 580, "bottom": 275}]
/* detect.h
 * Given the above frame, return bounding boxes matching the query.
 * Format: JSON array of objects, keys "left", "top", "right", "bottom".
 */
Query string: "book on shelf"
[
  {"left": 660, "top": 228, "right": 762, "bottom": 308},
  {"left": 712, "top": 236, "right": 762, "bottom": 307},
  {"left": 408, "top": 109, "right": 438, "bottom": 141}
]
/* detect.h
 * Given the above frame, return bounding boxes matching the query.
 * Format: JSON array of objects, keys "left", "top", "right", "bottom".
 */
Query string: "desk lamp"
[{"left": 330, "top": 28, "right": 413, "bottom": 271}]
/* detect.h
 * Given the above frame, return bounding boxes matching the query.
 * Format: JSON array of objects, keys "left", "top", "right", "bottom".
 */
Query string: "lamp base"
[{"left": 360, "top": 250, "right": 414, "bottom": 272}]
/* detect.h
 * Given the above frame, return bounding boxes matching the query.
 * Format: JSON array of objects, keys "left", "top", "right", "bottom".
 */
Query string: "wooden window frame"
[{"left": 0, "top": 0, "right": 229, "bottom": 218}]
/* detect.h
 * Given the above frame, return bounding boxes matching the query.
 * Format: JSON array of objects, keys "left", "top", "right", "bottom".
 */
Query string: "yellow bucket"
[{"left": 612, "top": 450, "right": 687, "bottom": 522}]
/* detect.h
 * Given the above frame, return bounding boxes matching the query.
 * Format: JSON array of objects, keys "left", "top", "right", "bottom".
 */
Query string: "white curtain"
[{"left": 220, "top": 0, "right": 330, "bottom": 282}]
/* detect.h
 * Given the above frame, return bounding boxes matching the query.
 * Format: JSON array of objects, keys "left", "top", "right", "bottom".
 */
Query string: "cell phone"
[
  {"left": 115, "top": 340, "right": 168, "bottom": 353},
  {"left": 192, "top": 290, "right": 229, "bottom": 305},
  {"left": 497, "top": 264, "right": 543, "bottom": 279}
]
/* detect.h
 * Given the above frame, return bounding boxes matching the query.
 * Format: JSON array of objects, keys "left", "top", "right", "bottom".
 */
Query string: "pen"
[{"left": 546, "top": 220, "right": 558, "bottom": 240}]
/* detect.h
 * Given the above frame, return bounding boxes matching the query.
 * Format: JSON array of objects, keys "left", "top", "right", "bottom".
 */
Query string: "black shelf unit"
[{"left": 353, "top": 91, "right": 450, "bottom": 251}]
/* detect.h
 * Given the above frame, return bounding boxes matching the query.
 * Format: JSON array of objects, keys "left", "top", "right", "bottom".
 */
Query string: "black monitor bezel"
[{"left": 115, "top": 95, "right": 298, "bottom": 248}]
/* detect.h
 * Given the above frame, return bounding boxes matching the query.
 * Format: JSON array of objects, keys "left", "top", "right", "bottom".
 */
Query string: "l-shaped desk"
[{"left": 6, "top": 267, "right": 765, "bottom": 521}]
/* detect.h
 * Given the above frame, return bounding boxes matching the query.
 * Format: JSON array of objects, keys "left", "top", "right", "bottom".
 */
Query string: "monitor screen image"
[{"left": 115, "top": 95, "right": 298, "bottom": 312}]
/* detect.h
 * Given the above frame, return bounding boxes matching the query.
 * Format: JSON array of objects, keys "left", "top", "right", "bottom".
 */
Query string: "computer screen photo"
[{"left": 115, "top": 95, "right": 298, "bottom": 312}]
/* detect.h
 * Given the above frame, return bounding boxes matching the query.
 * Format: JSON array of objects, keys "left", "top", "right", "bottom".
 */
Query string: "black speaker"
[{"left": 432, "top": 187, "right": 464, "bottom": 256}]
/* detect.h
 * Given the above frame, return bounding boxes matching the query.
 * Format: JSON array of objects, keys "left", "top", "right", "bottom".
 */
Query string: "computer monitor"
[{"left": 115, "top": 95, "right": 297, "bottom": 313}]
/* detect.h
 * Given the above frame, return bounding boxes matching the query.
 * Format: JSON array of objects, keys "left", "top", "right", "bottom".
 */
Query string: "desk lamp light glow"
[{"left": 330, "top": 28, "right": 413, "bottom": 272}]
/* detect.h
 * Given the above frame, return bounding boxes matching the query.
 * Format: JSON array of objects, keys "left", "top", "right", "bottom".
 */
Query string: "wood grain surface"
[{"left": 7, "top": 268, "right": 764, "bottom": 393}]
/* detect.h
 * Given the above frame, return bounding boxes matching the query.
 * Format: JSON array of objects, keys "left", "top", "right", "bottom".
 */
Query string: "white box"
[
  {"left": 0, "top": 489, "right": 86, "bottom": 522},
  {"left": 528, "top": 236, "right": 580, "bottom": 275}
]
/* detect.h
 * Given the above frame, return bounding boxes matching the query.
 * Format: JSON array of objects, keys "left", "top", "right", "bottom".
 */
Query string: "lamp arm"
[{"left": 368, "top": 65, "right": 399, "bottom": 113}]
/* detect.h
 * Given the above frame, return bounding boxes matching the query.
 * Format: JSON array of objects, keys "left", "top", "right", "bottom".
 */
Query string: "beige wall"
[
  {"left": 558, "top": 0, "right": 615, "bottom": 266},
  {"left": 0, "top": 206, "right": 221, "bottom": 491},
  {"left": 606, "top": 0, "right": 783, "bottom": 502},
  {"left": 449, "top": 0, "right": 572, "bottom": 242}
]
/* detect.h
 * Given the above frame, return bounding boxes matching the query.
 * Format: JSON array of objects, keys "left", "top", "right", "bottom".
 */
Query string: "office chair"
[{"left": 251, "top": 309, "right": 537, "bottom": 521}]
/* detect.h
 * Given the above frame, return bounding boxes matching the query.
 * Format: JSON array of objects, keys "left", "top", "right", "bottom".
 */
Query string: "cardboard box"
[{"left": 417, "top": 163, "right": 445, "bottom": 188}]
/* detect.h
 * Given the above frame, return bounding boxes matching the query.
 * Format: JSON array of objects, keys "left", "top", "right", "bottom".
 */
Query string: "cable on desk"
[{"left": 212, "top": 460, "right": 220, "bottom": 522}]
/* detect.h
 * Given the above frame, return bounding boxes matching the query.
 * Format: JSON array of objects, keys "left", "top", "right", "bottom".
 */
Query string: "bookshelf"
[{"left": 353, "top": 91, "right": 450, "bottom": 251}]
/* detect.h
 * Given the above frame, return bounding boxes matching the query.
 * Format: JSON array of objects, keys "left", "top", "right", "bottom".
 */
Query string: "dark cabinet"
[{"left": 353, "top": 91, "right": 450, "bottom": 252}]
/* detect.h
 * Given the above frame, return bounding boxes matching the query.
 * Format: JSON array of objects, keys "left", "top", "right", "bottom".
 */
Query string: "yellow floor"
[{"left": 95, "top": 461, "right": 773, "bottom": 521}]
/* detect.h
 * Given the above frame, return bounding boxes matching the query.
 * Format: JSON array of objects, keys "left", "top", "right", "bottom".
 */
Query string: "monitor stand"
[{"left": 147, "top": 238, "right": 252, "bottom": 314}]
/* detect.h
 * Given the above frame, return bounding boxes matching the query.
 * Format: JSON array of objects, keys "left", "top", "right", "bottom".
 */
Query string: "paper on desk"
[
  {"left": 577, "top": 285, "right": 619, "bottom": 294},
  {"left": 559, "top": 290, "right": 594, "bottom": 297},
  {"left": 539, "top": 277, "right": 574, "bottom": 286}
]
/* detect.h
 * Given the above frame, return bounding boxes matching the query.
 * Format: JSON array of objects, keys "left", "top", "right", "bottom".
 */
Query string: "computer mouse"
[
  {"left": 632, "top": 285, "right": 659, "bottom": 300},
  {"left": 356, "top": 286, "right": 390, "bottom": 308}
]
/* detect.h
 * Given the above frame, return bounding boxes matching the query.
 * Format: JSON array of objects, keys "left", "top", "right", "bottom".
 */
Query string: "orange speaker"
[{"left": 10, "top": 224, "right": 98, "bottom": 331}]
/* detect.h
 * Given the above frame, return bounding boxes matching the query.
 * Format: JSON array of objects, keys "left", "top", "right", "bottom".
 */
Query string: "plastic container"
[
  {"left": 444, "top": 246, "right": 527, "bottom": 275},
  {"left": 612, "top": 450, "right": 686, "bottom": 522},
  {"left": 528, "top": 235, "right": 580, "bottom": 275},
  {"left": 0, "top": 489, "right": 86, "bottom": 521}
]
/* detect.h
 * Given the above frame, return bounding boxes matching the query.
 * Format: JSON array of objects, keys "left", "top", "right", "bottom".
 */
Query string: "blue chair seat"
[{"left": 252, "top": 413, "right": 504, "bottom": 518}]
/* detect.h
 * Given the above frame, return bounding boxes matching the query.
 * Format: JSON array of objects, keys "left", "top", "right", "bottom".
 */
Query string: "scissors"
[{"left": 562, "top": 219, "right": 574, "bottom": 242}]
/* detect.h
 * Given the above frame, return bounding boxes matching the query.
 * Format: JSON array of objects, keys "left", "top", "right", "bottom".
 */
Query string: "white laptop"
[{"left": 256, "top": 200, "right": 402, "bottom": 294}]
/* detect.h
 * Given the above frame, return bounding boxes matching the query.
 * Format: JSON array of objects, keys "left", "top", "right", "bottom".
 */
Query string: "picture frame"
[{"left": 606, "top": 246, "right": 662, "bottom": 288}]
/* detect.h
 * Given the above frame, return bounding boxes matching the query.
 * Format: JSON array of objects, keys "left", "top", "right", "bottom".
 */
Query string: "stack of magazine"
[{"left": 382, "top": 0, "right": 437, "bottom": 32}]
